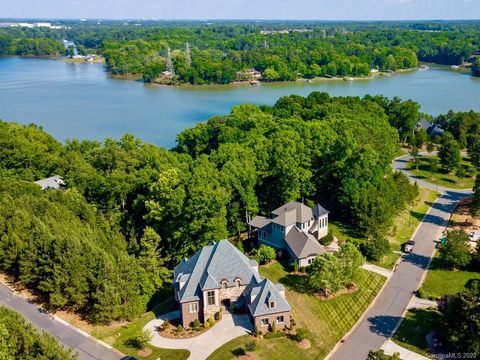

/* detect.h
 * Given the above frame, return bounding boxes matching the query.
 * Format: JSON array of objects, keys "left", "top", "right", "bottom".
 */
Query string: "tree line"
[
  {"left": 0, "top": 306, "right": 77, "bottom": 359},
  {"left": 0, "top": 21, "right": 479, "bottom": 83}
]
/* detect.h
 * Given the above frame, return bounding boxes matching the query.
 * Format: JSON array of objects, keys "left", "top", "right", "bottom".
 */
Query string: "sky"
[{"left": 0, "top": 0, "right": 479, "bottom": 20}]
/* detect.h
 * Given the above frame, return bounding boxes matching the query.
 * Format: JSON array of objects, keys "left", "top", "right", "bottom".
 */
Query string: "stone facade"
[
  {"left": 202, "top": 283, "right": 247, "bottom": 321},
  {"left": 253, "top": 311, "right": 291, "bottom": 331}
]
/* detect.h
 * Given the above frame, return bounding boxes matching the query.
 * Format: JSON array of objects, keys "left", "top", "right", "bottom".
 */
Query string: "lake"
[{"left": 0, "top": 57, "right": 479, "bottom": 148}]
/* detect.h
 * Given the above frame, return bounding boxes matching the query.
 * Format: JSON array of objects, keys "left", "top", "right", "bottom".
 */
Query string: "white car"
[{"left": 469, "top": 231, "right": 480, "bottom": 242}]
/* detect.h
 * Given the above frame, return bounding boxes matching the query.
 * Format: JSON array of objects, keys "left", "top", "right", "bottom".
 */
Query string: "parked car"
[{"left": 403, "top": 240, "right": 415, "bottom": 253}]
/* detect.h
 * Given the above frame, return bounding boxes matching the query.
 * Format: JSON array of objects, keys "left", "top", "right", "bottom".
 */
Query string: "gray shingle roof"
[
  {"left": 34, "top": 175, "right": 65, "bottom": 190},
  {"left": 248, "top": 216, "right": 272, "bottom": 229},
  {"left": 285, "top": 227, "right": 326, "bottom": 259},
  {"left": 313, "top": 203, "right": 329, "bottom": 218},
  {"left": 271, "top": 201, "right": 314, "bottom": 226},
  {"left": 246, "top": 279, "right": 291, "bottom": 317},
  {"left": 173, "top": 240, "right": 261, "bottom": 303}
]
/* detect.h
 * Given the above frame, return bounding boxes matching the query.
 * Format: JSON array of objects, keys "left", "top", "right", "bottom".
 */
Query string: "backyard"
[
  {"left": 408, "top": 155, "right": 475, "bottom": 189},
  {"left": 207, "top": 262, "right": 385, "bottom": 360}
]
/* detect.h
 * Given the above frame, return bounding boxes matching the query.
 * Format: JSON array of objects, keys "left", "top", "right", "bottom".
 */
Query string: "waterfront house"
[
  {"left": 173, "top": 240, "right": 291, "bottom": 330},
  {"left": 249, "top": 201, "right": 329, "bottom": 267},
  {"left": 236, "top": 68, "right": 262, "bottom": 81}
]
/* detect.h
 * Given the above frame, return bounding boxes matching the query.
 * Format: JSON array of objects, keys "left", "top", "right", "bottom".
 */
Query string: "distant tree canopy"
[
  {"left": 1, "top": 21, "right": 479, "bottom": 83},
  {"left": 0, "top": 306, "right": 77, "bottom": 360}
]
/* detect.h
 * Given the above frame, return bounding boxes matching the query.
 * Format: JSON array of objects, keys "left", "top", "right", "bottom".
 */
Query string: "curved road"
[
  {"left": 0, "top": 282, "right": 123, "bottom": 360},
  {"left": 328, "top": 153, "right": 473, "bottom": 360}
]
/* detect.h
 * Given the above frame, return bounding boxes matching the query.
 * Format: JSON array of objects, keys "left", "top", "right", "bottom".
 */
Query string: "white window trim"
[
  {"left": 260, "top": 318, "right": 269, "bottom": 326},
  {"left": 188, "top": 303, "right": 198, "bottom": 314},
  {"left": 276, "top": 316, "right": 284, "bottom": 324}
]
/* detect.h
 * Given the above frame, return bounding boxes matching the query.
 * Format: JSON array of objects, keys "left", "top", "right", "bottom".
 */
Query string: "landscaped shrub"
[
  {"left": 245, "top": 341, "right": 257, "bottom": 352},
  {"left": 177, "top": 324, "right": 183, "bottom": 333},
  {"left": 215, "top": 310, "right": 222, "bottom": 321},
  {"left": 290, "top": 318, "right": 296, "bottom": 328},
  {"left": 254, "top": 326, "right": 260, "bottom": 337},
  {"left": 208, "top": 316, "right": 215, "bottom": 326},
  {"left": 294, "top": 328, "right": 310, "bottom": 342},
  {"left": 192, "top": 319, "right": 201, "bottom": 330},
  {"left": 204, "top": 321, "right": 210, "bottom": 329},
  {"left": 271, "top": 320, "right": 277, "bottom": 333},
  {"left": 362, "top": 237, "right": 390, "bottom": 261},
  {"left": 264, "top": 331, "right": 287, "bottom": 339},
  {"left": 125, "top": 329, "right": 152, "bottom": 350},
  {"left": 292, "top": 260, "right": 299, "bottom": 272},
  {"left": 254, "top": 244, "right": 276, "bottom": 264},
  {"left": 320, "top": 230, "right": 334, "bottom": 246}
]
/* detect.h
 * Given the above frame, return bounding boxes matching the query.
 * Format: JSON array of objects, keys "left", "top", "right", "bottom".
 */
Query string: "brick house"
[
  {"left": 249, "top": 201, "right": 329, "bottom": 267},
  {"left": 173, "top": 240, "right": 291, "bottom": 330}
]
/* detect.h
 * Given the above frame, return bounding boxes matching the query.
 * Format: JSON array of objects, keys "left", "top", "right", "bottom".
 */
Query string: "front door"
[{"left": 221, "top": 298, "right": 231, "bottom": 311}]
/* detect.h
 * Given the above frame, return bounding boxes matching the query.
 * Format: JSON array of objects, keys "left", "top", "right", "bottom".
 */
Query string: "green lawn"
[
  {"left": 208, "top": 262, "right": 385, "bottom": 360},
  {"left": 392, "top": 308, "right": 442, "bottom": 356},
  {"left": 419, "top": 258, "right": 480, "bottom": 300},
  {"left": 92, "top": 298, "right": 190, "bottom": 360},
  {"left": 408, "top": 155, "right": 475, "bottom": 189},
  {"left": 330, "top": 188, "right": 438, "bottom": 270},
  {"left": 374, "top": 188, "right": 439, "bottom": 269}
]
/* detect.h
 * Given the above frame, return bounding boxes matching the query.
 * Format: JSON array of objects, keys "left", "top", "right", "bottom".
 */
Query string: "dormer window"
[
  {"left": 269, "top": 300, "right": 275, "bottom": 309},
  {"left": 235, "top": 279, "right": 241, "bottom": 288},
  {"left": 221, "top": 280, "right": 228, "bottom": 289}
]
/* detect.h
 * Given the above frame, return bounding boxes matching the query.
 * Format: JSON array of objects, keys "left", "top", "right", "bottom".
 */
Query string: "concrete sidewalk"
[
  {"left": 145, "top": 312, "right": 252, "bottom": 360},
  {"left": 382, "top": 340, "right": 430, "bottom": 360},
  {"left": 362, "top": 263, "right": 393, "bottom": 278}
]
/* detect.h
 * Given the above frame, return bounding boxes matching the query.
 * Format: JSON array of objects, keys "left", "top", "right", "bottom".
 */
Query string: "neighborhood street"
[
  {"left": 328, "top": 154, "right": 473, "bottom": 360},
  {"left": 0, "top": 282, "right": 123, "bottom": 360}
]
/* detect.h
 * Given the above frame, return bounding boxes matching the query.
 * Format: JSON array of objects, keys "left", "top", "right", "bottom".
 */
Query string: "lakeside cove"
[{"left": 0, "top": 56, "right": 479, "bottom": 148}]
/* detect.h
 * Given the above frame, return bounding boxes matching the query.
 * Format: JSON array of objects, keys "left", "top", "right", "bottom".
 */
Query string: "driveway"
[
  {"left": 144, "top": 311, "right": 252, "bottom": 360},
  {"left": 327, "top": 154, "right": 473, "bottom": 360},
  {"left": 0, "top": 282, "right": 122, "bottom": 360}
]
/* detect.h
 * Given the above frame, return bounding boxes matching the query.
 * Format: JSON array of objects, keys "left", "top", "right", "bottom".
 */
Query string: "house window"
[
  {"left": 188, "top": 303, "right": 198, "bottom": 314},
  {"left": 276, "top": 315, "right": 284, "bottom": 324},
  {"left": 260, "top": 318, "right": 269, "bottom": 326},
  {"left": 269, "top": 300, "right": 275, "bottom": 309},
  {"left": 207, "top": 291, "right": 215, "bottom": 306},
  {"left": 235, "top": 279, "right": 241, "bottom": 288},
  {"left": 222, "top": 281, "right": 228, "bottom": 289},
  {"left": 308, "top": 258, "right": 314, "bottom": 265}
]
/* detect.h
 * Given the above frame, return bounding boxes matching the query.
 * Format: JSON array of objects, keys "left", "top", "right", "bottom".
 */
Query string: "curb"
[
  {"left": 0, "top": 278, "right": 124, "bottom": 357},
  {"left": 324, "top": 263, "right": 393, "bottom": 360}
]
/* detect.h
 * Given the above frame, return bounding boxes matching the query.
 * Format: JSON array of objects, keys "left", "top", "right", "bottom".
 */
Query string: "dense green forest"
[
  {"left": 0, "top": 21, "right": 479, "bottom": 83},
  {"left": 0, "top": 306, "right": 77, "bottom": 359},
  {"left": 0, "top": 93, "right": 479, "bottom": 324}
]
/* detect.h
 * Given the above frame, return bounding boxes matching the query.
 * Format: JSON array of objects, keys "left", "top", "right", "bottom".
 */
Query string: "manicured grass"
[
  {"left": 208, "top": 262, "right": 385, "bottom": 360},
  {"left": 373, "top": 188, "right": 439, "bottom": 269},
  {"left": 408, "top": 155, "right": 475, "bottom": 189},
  {"left": 331, "top": 188, "right": 438, "bottom": 270},
  {"left": 419, "top": 258, "right": 480, "bottom": 300},
  {"left": 393, "top": 308, "right": 442, "bottom": 356},
  {"left": 92, "top": 298, "right": 189, "bottom": 360}
]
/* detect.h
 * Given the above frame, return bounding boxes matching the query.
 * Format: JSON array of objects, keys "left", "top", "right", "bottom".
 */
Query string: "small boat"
[
  {"left": 343, "top": 77, "right": 354, "bottom": 81},
  {"left": 419, "top": 64, "right": 429, "bottom": 71},
  {"left": 451, "top": 65, "right": 460, "bottom": 69},
  {"left": 307, "top": 79, "right": 313, "bottom": 83},
  {"left": 249, "top": 80, "right": 260, "bottom": 86}
]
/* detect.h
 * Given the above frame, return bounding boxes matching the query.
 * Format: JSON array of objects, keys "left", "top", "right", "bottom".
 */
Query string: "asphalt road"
[
  {"left": 328, "top": 154, "right": 473, "bottom": 360},
  {"left": 0, "top": 282, "right": 123, "bottom": 360}
]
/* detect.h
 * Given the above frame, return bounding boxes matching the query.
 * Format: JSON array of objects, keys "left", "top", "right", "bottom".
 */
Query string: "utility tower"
[
  {"left": 185, "top": 42, "right": 192, "bottom": 68},
  {"left": 166, "top": 47, "right": 175, "bottom": 76},
  {"left": 264, "top": 39, "right": 269, "bottom": 49}
]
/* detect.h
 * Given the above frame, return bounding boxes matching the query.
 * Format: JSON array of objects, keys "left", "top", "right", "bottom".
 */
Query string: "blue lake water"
[{"left": 0, "top": 57, "right": 479, "bottom": 148}]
